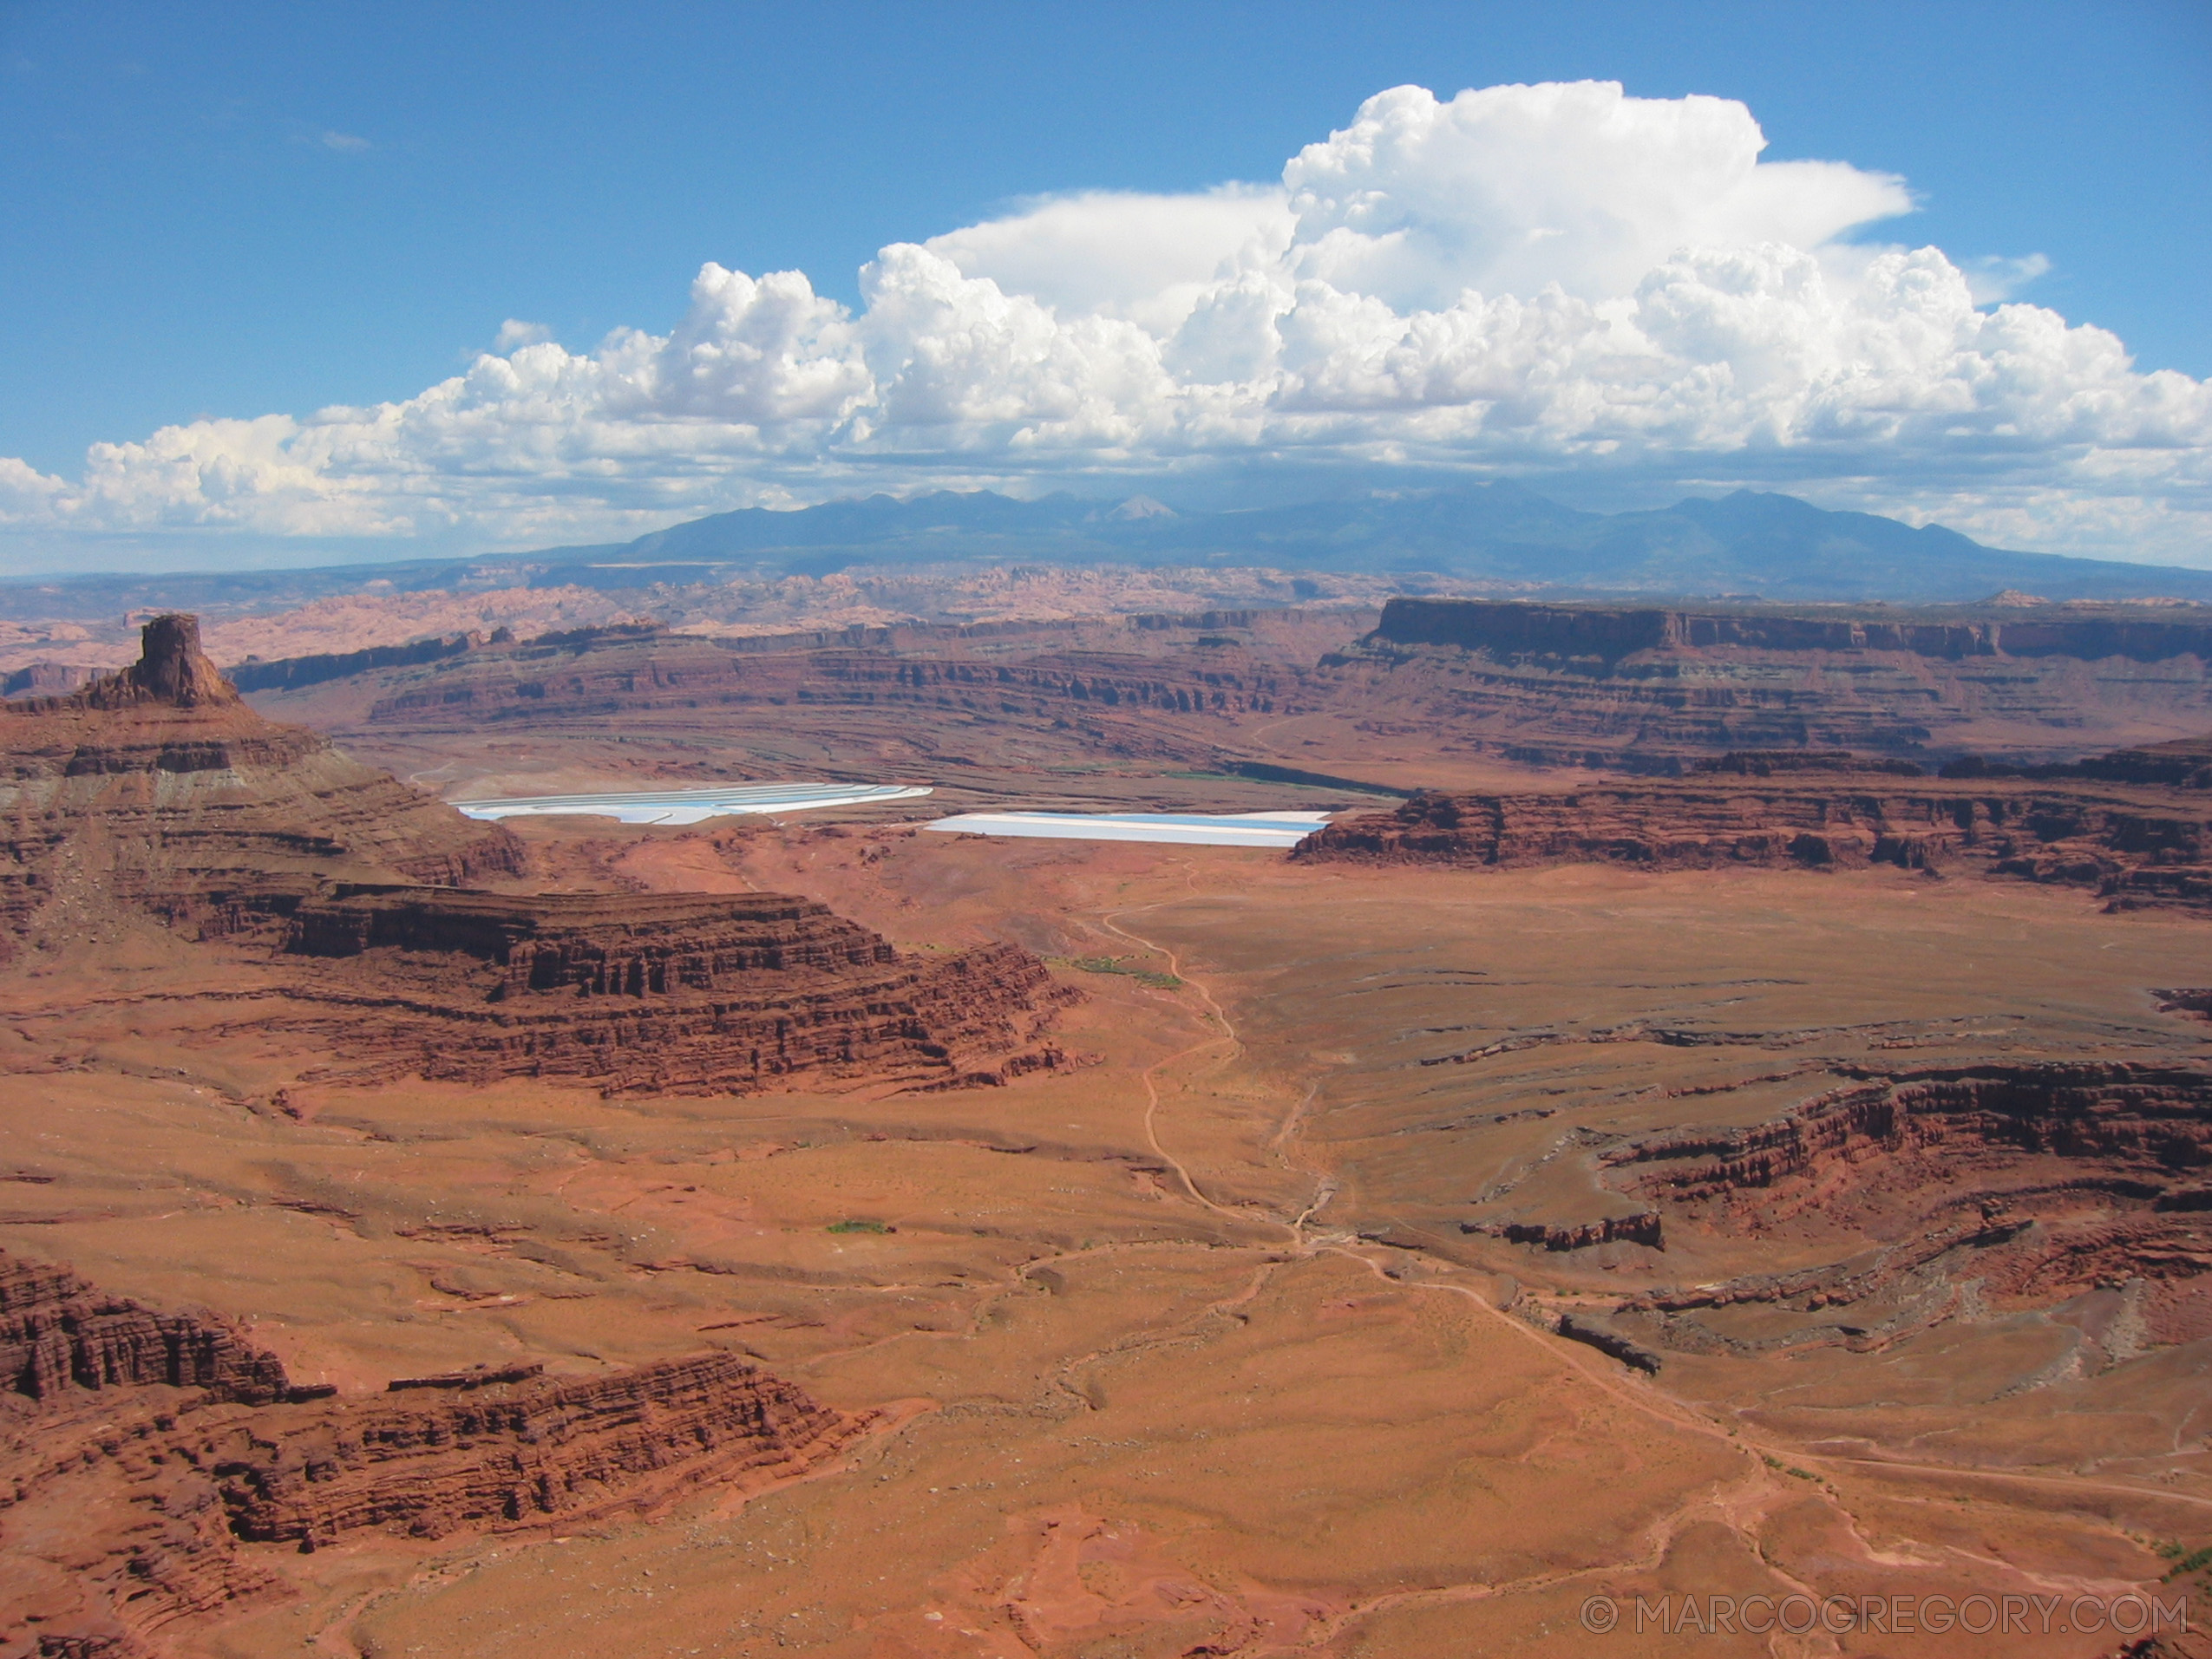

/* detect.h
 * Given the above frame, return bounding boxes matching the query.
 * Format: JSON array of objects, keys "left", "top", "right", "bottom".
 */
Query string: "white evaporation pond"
[
  {"left": 450, "top": 781, "right": 933, "bottom": 826},
  {"left": 925, "top": 810, "right": 1334, "bottom": 848}
]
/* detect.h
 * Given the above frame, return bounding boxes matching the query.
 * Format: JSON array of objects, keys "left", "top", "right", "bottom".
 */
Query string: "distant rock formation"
[
  {"left": 1374, "top": 597, "right": 2212, "bottom": 663},
  {"left": 1943, "top": 733, "right": 2212, "bottom": 789},
  {"left": 351, "top": 617, "right": 1305, "bottom": 749},
  {"left": 1294, "top": 748, "right": 2212, "bottom": 912},
  {"left": 0, "top": 613, "right": 520, "bottom": 946},
  {"left": 1317, "top": 597, "right": 2212, "bottom": 770},
  {"left": 279, "top": 884, "right": 1077, "bottom": 1094},
  {"left": 0, "top": 1245, "right": 872, "bottom": 1656},
  {"left": 0, "top": 660, "right": 107, "bottom": 699}
]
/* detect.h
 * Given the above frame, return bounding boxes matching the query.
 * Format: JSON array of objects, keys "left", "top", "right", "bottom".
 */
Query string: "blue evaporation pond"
[
  {"left": 451, "top": 781, "right": 933, "bottom": 826},
  {"left": 924, "top": 810, "right": 1333, "bottom": 848}
]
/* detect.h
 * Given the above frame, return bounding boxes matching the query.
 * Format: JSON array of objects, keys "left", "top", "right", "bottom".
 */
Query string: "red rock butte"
[
  {"left": 0, "top": 612, "right": 520, "bottom": 944},
  {"left": 278, "top": 883, "right": 1076, "bottom": 1094}
]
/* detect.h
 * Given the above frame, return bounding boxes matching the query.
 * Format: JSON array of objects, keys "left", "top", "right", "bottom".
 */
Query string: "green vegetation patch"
[
  {"left": 826, "top": 1218, "right": 891, "bottom": 1235},
  {"left": 2157, "top": 1540, "right": 2212, "bottom": 1583},
  {"left": 1050, "top": 954, "right": 1182, "bottom": 990}
]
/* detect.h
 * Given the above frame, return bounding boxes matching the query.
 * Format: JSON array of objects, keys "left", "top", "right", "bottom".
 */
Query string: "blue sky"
[{"left": 3, "top": 0, "right": 2209, "bottom": 572}]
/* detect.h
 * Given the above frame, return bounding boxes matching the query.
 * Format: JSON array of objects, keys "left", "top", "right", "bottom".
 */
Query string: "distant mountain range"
[{"left": 6, "top": 484, "right": 2210, "bottom": 618}]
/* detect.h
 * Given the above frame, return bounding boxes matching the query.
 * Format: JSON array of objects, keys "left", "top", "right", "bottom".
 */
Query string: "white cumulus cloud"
[
  {"left": 5, "top": 80, "right": 2208, "bottom": 565},
  {"left": 493, "top": 319, "right": 553, "bottom": 352}
]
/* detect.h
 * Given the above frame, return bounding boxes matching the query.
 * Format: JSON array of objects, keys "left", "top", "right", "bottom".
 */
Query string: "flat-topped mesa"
[
  {"left": 1322, "top": 597, "right": 2212, "bottom": 770},
  {"left": 355, "top": 617, "right": 1304, "bottom": 745},
  {"left": 1293, "top": 747, "right": 2212, "bottom": 912},
  {"left": 291, "top": 885, "right": 897, "bottom": 996},
  {"left": 1370, "top": 596, "right": 2212, "bottom": 663},
  {"left": 0, "top": 613, "right": 519, "bottom": 943},
  {"left": 211, "top": 1353, "right": 868, "bottom": 1546},
  {"left": 279, "top": 885, "right": 1076, "bottom": 1094}
]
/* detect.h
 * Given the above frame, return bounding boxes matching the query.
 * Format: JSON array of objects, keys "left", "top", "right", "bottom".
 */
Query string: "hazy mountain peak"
[{"left": 1106, "top": 494, "right": 1177, "bottom": 521}]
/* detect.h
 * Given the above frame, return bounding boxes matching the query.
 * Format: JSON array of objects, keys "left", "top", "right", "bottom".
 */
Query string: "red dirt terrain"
[{"left": 2, "top": 602, "right": 2209, "bottom": 1657}]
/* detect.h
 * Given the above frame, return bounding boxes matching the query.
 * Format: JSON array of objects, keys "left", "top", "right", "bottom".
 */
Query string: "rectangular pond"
[
  {"left": 924, "top": 809, "right": 1334, "bottom": 848},
  {"left": 452, "top": 781, "right": 933, "bottom": 826}
]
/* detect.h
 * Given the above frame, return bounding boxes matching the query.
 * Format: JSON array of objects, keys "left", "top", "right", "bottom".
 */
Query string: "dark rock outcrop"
[
  {"left": 0, "top": 1250, "right": 291, "bottom": 1406},
  {"left": 1553, "top": 1310, "right": 1665, "bottom": 1374},
  {"left": 1945, "top": 734, "right": 2212, "bottom": 789},
  {"left": 1472, "top": 1213, "right": 1665, "bottom": 1252}
]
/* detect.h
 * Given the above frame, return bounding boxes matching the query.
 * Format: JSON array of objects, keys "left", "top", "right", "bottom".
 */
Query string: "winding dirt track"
[{"left": 1085, "top": 878, "right": 2212, "bottom": 1649}]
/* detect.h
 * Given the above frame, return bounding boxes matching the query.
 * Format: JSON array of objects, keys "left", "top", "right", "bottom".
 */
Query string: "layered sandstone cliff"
[
  {"left": 267, "top": 614, "right": 1326, "bottom": 781},
  {"left": 1318, "top": 597, "right": 2212, "bottom": 768},
  {"left": 1585, "top": 1062, "right": 2212, "bottom": 1359},
  {"left": 1611, "top": 1061, "right": 2212, "bottom": 1208},
  {"left": 0, "top": 1247, "right": 873, "bottom": 1658},
  {"left": 0, "top": 614, "right": 518, "bottom": 945},
  {"left": 209, "top": 1353, "right": 862, "bottom": 1546},
  {"left": 278, "top": 885, "right": 1075, "bottom": 1094},
  {"left": 1293, "top": 755, "right": 2212, "bottom": 911},
  {"left": 357, "top": 618, "right": 1303, "bottom": 731},
  {"left": 0, "top": 1251, "right": 292, "bottom": 1405}
]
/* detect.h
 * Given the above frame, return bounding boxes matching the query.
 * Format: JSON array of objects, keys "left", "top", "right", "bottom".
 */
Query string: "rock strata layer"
[
  {"left": 1294, "top": 753, "right": 2212, "bottom": 911},
  {"left": 358, "top": 617, "right": 1302, "bottom": 733},
  {"left": 0, "top": 1251, "right": 291, "bottom": 1405},
  {"left": 279, "top": 884, "right": 1076, "bottom": 1094},
  {"left": 1611, "top": 1061, "right": 2212, "bottom": 1209},
  {"left": 0, "top": 1247, "right": 871, "bottom": 1659},
  {"left": 1550, "top": 1063, "right": 2212, "bottom": 1363},
  {"left": 211, "top": 1353, "right": 861, "bottom": 1546},
  {"left": 1319, "top": 597, "right": 2212, "bottom": 768},
  {"left": 0, "top": 614, "right": 517, "bottom": 946}
]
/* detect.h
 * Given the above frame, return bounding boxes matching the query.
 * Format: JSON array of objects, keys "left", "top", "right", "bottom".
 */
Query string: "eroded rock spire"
[{"left": 88, "top": 611, "right": 242, "bottom": 709}]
